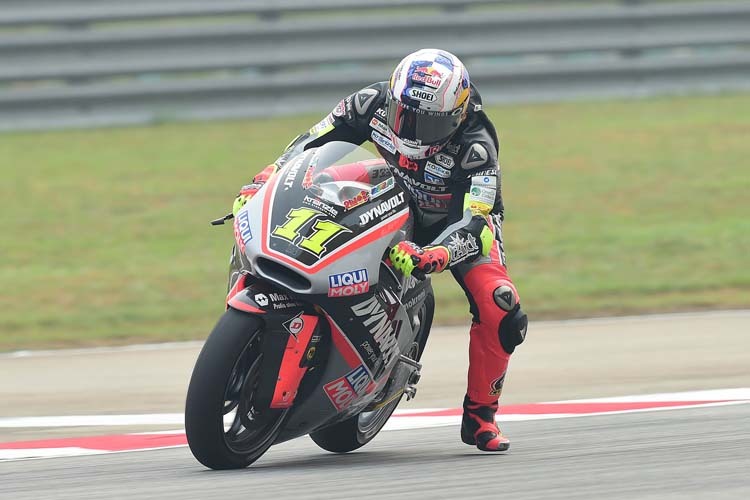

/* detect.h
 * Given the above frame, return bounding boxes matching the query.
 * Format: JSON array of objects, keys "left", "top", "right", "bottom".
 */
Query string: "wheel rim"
[{"left": 221, "top": 331, "right": 286, "bottom": 454}]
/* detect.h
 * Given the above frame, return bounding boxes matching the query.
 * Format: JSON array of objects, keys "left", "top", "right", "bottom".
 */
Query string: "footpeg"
[
  {"left": 399, "top": 354, "right": 421, "bottom": 401},
  {"left": 404, "top": 384, "right": 417, "bottom": 401},
  {"left": 398, "top": 354, "right": 422, "bottom": 373}
]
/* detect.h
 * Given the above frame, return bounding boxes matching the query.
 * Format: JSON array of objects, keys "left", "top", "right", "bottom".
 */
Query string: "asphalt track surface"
[
  {"left": 3, "top": 310, "right": 749, "bottom": 423},
  {"left": 1, "top": 404, "right": 749, "bottom": 500},
  {"left": 1, "top": 311, "right": 749, "bottom": 499}
]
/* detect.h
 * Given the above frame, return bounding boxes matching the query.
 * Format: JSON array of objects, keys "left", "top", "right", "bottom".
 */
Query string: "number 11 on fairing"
[{"left": 272, "top": 208, "right": 351, "bottom": 256}]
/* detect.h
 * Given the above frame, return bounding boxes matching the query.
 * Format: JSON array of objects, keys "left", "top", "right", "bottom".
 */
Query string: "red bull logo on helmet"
[{"left": 411, "top": 66, "right": 443, "bottom": 88}]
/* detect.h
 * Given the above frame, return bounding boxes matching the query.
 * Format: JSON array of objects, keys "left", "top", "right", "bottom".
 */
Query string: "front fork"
[
  {"left": 226, "top": 273, "right": 324, "bottom": 410},
  {"left": 267, "top": 313, "right": 320, "bottom": 409}
]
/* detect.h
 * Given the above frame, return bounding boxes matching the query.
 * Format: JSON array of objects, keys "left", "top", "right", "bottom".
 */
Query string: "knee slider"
[
  {"left": 498, "top": 304, "right": 528, "bottom": 354},
  {"left": 493, "top": 285, "right": 517, "bottom": 312}
]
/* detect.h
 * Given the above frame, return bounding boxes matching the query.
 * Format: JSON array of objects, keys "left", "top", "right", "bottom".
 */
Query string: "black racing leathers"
[
  {"left": 256, "top": 81, "right": 526, "bottom": 410},
  {"left": 269, "top": 81, "right": 504, "bottom": 259}
]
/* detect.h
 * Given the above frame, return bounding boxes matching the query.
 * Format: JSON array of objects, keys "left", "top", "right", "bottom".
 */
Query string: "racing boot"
[{"left": 460, "top": 395, "right": 510, "bottom": 452}]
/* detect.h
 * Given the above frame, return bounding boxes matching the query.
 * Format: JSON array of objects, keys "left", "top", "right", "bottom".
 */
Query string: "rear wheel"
[
  {"left": 185, "top": 309, "right": 287, "bottom": 469},
  {"left": 310, "top": 293, "right": 434, "bottom": 453}
]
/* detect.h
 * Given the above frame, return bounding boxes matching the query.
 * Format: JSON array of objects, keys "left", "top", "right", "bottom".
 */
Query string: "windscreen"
[{"left": 301, "top": 142, "right": 396, "bottom": 210}]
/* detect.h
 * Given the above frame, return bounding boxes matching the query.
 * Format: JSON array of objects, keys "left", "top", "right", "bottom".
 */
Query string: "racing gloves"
[
  {"left": 232, "top": 183, "right": 261, "bottom": 217},
  {"left": 390, "top": 215, "right": 495, "bottom": 278},
  {"left": 231, "top": 164, "right": 279, "bottom": 216},
  {"left": 390, "top": 242, "right": 450, "bottom": 280}
]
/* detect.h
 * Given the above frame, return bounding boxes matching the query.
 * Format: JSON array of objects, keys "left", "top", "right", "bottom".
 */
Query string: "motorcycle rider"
[{"left": 233, "top": 48, "right": 527, "bottom": 452}]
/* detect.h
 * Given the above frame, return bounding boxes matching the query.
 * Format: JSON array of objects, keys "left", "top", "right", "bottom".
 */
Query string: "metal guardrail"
[{"left": 1, "top": 0, "right": 749, "bottom": 131}]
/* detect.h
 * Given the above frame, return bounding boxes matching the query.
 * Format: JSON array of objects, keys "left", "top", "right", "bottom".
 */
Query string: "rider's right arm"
[
  {"left": 234, "top": 89, "right": 374, "bottom": 216},
  {"left": 237, "top": 103, "right": 364, "bottom": 206},
  {"left": 238, "top": 83, "right": 383, "bottom": 209},
  {"left": 269, "top": 83, "right": 385, "bottom": 171}
]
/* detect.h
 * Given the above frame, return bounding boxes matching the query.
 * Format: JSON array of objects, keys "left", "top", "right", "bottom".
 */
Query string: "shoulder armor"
[
  {"left": 354, "top": 83, "right": 386, "bottom": 116},
  {"left": 461, "top": 143, "right": 491, "bottom": 170}
]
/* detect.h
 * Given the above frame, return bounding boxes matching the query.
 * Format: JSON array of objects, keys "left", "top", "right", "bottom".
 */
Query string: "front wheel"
[
  {"left": 310, "top": 293, "right": 434, "bottom": 453},
  {"left": 185, "top": 309, "right": 287, "bottom": 469}
]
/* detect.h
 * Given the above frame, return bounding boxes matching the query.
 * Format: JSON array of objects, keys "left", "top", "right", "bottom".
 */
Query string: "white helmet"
[{"left": 386, "top": 48, "right": 471, "bottom": 159}]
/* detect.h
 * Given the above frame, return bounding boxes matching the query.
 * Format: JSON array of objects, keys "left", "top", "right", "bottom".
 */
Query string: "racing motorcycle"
[{"left": 185, "top": 142, "right": 435, "bottom": 469}]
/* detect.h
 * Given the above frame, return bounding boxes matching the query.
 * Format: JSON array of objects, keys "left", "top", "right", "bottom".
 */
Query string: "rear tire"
[
  {"left": 310, "top": 293, "right": 434, "bottom": 453},
  {"left": 185, "top": 309, "right": 287, "bottom": 469}
]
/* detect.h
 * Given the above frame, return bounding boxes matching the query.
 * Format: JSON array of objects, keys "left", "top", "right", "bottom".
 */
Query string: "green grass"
[{"left": 2, "top": 93, "right": 750, "bottom": 351}]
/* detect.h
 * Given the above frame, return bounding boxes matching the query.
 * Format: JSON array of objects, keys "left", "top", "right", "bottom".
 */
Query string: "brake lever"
[
  {"left": 210, "top": 213, "right": 234, "bottom": 226},
  {"left": 386, "top": 252, "right": 427, "bottom": 282}
]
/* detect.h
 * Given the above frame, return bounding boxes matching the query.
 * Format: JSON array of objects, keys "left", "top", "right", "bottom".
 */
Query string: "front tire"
[{"left": 185, "top": 309, "right": 287, "bottom": 469}]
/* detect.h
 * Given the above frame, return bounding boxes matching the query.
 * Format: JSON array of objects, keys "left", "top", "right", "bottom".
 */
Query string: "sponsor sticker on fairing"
[
  {"left": 405, "top": 275, "right": 419, "bottom": 291},
  {"left": 255, "top": 291, "right": 300, "bottom": 310},
  {"left": 303, "top": 195, "right": 338, "bottom": 218},
  {"left": 360, "top": 341, "right": 378, "bottom": 364},
  {"left": 371, "top": 131, "right": 396, "bottom": 154},
  {"left": 301, "top": 165, "right": 315, "bottom": 189},
  {"left": 370, "top": 177, "right": 395, "bottom": 198},
  {"left": 283, "top": 157, "right": 304, "bottom": 190},
  {"left": 369, "top": 165, "right": 391, "bottom": 180},
  {"left": 233, "top": 210, "right": 252, "bottom": 252},
  {"left": 328, "top": 269, "right": 369, "bottom": 297},
  {"left": 282, "top": 312, "right": 305, "bottom": 340},
  {"left": 324, "top": 365, "right": 371, "bottom": 411},
  {"left": 267, "top": 292, "right": 300, "bottom": 310},
  {"left": 358, "top": 192, "right": 405, "bottom": 225},
  {"left": 342, "top": 189, "right": 370, "bottom": 210},
  {"left": 351, "top": 295, "right": 400, "bottom": 367},
  {"left": 403, "top": 289, "right": 427, "bottom": 311}
]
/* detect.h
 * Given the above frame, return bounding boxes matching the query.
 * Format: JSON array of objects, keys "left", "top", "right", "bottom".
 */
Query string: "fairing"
[
  {"left": 237, "top": 142, "right": 411, "bottom": 295},
  {"left": 226, "top": 142, "right": 434, "bottom": 442}
]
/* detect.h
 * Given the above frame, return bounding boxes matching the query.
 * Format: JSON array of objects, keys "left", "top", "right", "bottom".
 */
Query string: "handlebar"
[{"left": 210, "top": 213, "right": 234, "bottom": 226}]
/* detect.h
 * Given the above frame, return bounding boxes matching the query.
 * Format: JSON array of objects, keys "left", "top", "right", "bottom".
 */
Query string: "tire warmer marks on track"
[{"left": 2, "top": 388, "right": 749, "bottom": 461}]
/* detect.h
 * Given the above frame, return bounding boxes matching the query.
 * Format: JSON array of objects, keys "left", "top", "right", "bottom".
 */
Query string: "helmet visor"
[{"left": 386, "top": 94, "right": 463, "bottom": 146}]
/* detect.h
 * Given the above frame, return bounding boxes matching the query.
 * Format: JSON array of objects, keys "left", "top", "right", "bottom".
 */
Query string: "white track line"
[
  {"left": 0, "top": 414, "right": 185, "bottom": 428},
  {"left": 3, "top": 389, "right": 749, "bottom": 462},
  {"left": 2, "top": 388, "right": 748, "bottom": 429},
  {"left": 554, "top": 388, "right": 750, "bottom": 403}
]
